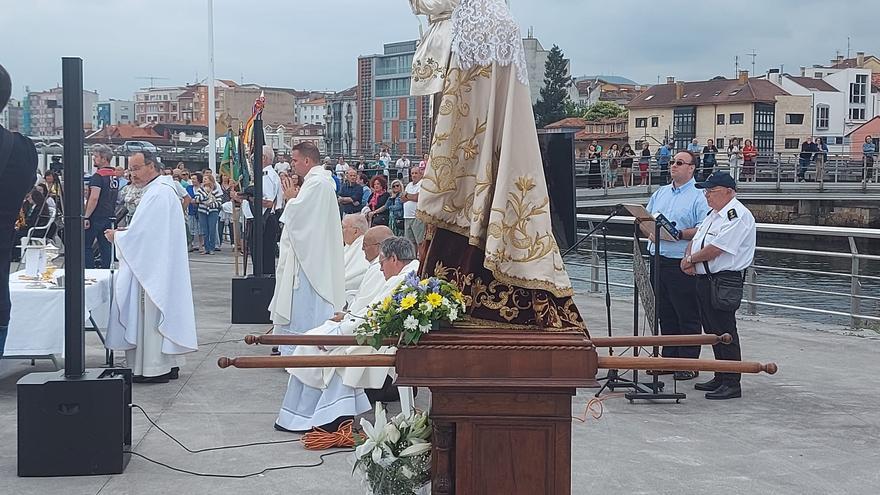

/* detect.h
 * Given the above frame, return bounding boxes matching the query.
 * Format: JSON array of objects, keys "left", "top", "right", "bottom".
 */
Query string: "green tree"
[
  {"left": 583, "top": 101, "right": 627, "bottom": 121},
  {"left": 533, "top": 45, "right": 572, "bottom": 127},
  {"left": 563, "top": 100, "right": 589, "bottom": 119}
]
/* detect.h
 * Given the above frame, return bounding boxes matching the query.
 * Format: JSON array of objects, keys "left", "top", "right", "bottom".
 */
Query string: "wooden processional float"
[{"left": 218, "top": 328, "right": 776, "bottom": 495}]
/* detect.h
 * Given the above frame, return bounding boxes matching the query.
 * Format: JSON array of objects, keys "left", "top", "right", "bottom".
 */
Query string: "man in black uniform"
[
  {"left": 84, "top": 144, "right": 119, "bottom": 268},
  {"left": 0, "top": 63, "right": 39, "bottom": 355}
]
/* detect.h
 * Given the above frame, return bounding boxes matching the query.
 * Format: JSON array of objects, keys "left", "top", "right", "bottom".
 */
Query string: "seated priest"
[
  {"left": 275, "top": 236, "right": 419, "bottom": 433},
  {"left": 342, "top": 213, "right": 370, "bottom": 302},
  {"left": 341, "top": 225, "right": 393, "bottom": 315}
]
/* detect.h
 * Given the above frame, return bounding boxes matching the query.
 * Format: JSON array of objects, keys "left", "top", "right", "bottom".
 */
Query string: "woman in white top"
[{"left": 727, "top": 138, "right": 743, "bottom": 181}]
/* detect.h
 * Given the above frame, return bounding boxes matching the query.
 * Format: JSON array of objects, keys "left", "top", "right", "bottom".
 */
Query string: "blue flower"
[
  {"left": 393, "top": 292, "right": 404, "bottom": 303},
  {"left": 427, "top": 278, "right": 441, "bottom": 293},
  {"left": 404, "top": 271, "right": 420, "bottom": 289}
]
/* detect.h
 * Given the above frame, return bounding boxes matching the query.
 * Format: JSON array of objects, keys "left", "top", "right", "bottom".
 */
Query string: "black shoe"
[
  {"left": 169, "top": 367, "right": 180, "bottom": 380},
  {"left": 694, "top": 377, "right": 723, "bottom": 391},
  {"left": 705, "top": 383, "right": 742, "bottom": 400},
  {"left": 674, "top": 371, "right": 699, "bottom": 381},
  {"left": 271, "top": 346, "right": 281, "bottom": 356},
  {"left": 132, "top": 373, "right": 171, "bottom": 384},
  {"left": 318, "top": 415, "right": 354, "bottom": 433},
  {"left": 274, "top": 422, "right": 307, "bottom": 434}
]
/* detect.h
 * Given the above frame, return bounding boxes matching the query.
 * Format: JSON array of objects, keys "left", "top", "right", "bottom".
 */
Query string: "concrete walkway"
[{"left": 1, "top": 250, "right": 878, "bottom": 494}]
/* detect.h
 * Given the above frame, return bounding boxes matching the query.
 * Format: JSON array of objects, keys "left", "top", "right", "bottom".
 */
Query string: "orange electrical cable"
[
  {"left": 301, "top": 420, "right": 359, "bottom": 450},
  {"left": 572, "top": 393, "right": 626, "bottom": 423}
]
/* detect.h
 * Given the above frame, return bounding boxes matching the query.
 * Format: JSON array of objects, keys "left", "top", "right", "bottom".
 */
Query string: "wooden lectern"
[{"left": 395, "top": 327, "right": 597, "bottom": 495}]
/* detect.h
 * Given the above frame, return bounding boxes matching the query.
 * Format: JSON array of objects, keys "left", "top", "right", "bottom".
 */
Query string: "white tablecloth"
[{"left": 3, "top": 269, "right": 113, "bottom": 357}]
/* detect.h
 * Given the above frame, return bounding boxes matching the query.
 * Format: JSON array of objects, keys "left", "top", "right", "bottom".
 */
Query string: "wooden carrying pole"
[
  {"left": 243, "top": 333, "right": 733, "bottom": 348},
  {"left": 598, "top": 356, "right": 778, "bottom": 375},
  {"left": 217, "top": 353, "right": 776, "bottom": 375},
  {"left": 217, "top": 355, "right": 395, "bottom": 369}
]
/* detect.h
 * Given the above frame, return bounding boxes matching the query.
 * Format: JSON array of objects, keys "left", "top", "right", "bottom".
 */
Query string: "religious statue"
[{"left": 411, "top": 0, "right": 585, "bottom": 331}]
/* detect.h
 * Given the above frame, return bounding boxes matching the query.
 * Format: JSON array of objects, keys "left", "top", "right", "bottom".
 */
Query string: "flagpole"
[{"left": 207, "top": 0, "right": 217, "bottom": 173}]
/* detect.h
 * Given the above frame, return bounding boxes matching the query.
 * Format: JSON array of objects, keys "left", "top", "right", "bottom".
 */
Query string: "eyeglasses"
[
  {"left": 703, "top": 187, "right": 723, "bottom": 195},
  {"left": 671, "top": 159, "right": 693, "bottom": 166}
]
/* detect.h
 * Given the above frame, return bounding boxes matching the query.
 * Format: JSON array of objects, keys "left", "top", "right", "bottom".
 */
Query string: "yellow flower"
[
  {"left": 382, "top": 296, "right": 393, "bottom": 310},
  {"left": 400, "top": 295, "right": 417, "bottom": 310},
  {"left": 426, "top": 293, "right": 443, "bottom": 308}
]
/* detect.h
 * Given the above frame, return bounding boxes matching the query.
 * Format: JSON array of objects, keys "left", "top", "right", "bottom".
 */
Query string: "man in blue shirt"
[
  {"left": 657, "top": 142, "right": 672, "bottom": 184},
  {"left": 337, "top": 168, "right": 363, "bottom": 216},
  {"left": 646, "top": 150, "right": 710, "bottom": 379}
]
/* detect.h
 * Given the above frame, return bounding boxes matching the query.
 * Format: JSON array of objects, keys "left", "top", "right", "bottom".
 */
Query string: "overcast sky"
[{"left": 2, "top": 0, "right": 878, "bottom": 100}]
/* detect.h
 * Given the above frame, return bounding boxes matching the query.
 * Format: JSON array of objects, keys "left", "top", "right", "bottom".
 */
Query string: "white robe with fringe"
[{"left": 106, "top": 175, "right": 197, "bottom": 377}]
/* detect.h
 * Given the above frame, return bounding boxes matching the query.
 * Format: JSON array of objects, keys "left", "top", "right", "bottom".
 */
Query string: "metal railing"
[
  {"left": 568, "top": 214, "right": 880, "bottom": 329},
  {"left": 576, "top": 153, "right": 880, "bottom": 196}
]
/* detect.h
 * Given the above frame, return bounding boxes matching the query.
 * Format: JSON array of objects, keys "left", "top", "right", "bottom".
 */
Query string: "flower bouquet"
[
  {"left": 355, "top": 272, "right": 466, "bottom": 350},
  {"left": 354, "top": 403, "right": 432, "bottom": 495}
]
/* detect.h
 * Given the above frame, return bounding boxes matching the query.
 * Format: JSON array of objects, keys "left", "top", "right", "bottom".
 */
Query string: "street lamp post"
[
  {"left": 324, "top": 106, "right": 333, "bottom": 156},
  {"left": 345, "top": 112, "right": 353, "bottom": 158}
]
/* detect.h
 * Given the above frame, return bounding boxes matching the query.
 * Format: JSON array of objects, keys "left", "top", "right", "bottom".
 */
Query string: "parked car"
[{"left": 118, "top": 141, "right": 158, "bottom": 153}]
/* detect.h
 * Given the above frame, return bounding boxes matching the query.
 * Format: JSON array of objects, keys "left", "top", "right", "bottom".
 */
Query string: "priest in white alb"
[
  {"left": 343, "top": 225, "right": 393, "bottom": 315},
  {"left": 269, "top": 142, "right": 346, "bottom": 358},
  {"left": 105, "top": 151, "right": 198, "bottom": 383},
  {"left": 341, "top": 214, "right": 370, "bottom": 301},
  {"left": 275, "top": 236, "right": 419, "bottom": 433}
]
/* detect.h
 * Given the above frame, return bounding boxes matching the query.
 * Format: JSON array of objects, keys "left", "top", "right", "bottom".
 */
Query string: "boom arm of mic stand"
[{"left": 560, "top": 204, "right": 626, "bottom": 257}]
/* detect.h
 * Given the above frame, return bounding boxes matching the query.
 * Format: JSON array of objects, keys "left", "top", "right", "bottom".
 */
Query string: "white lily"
[
  {"left": 400, "top": 438, "right": 432, "bottom": 457},
  {"left": 355, "top": 403, "right": 388, "bottom": 463},
  {"left": 383, "top": 422, "right": 401, "bottom": 444}
]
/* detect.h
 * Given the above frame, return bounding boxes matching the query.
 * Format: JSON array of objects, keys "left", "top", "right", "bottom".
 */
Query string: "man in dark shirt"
[
  {"left": 337, "top": 168, "right": 362, "bottom": 216},
  {"left": 0, "top": 63, "right": 39, "bottom": 355},
  {"left": 84, "top": 144, "right": 120, "bottom": 268},
  {"left": 798, "top": 137, "right": 818, "bottom": 182}
]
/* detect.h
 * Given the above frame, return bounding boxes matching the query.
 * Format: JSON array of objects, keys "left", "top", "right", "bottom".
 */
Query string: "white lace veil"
[{"left": 450, "top": 0, "right": 529, "bottom": 86}]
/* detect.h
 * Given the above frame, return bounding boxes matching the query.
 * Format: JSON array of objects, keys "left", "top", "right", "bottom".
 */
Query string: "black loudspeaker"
[
  {"left": 17, "top": 368, "right": 132, "bottom": 477},
  {"left": 538, "top": 130, "right": 577, "bottom": 249},
  {"left": 231, "top": 276, "right": 274, "bottom": 324}
]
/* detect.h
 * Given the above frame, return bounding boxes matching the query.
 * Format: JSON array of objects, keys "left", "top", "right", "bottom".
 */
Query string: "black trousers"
[
  {"left": 652, "top": 256, "right": 702, "bottom": 359},
  {"left": 695, "top": 275, "right": 742, "bottom": 384}
]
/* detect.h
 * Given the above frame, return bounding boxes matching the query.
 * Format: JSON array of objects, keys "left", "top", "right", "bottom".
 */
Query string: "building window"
[
  {"left": 400, "top": 120, "right": 411, "bottom": 140},
  {"left": 382, "top": 100, "right": 399, "bottom": 120},
  {"left": 408, "top": 97, "right": 417, "bottom": 119},
  {"left": 785, "top": 113, "right": 804, "bottom": 125},
  {"left": 784, "top": 138, "right": 800, "bottom": 149},
  {"left": 729, "top": 113, "right": 744, "bottom": 125},
  {"left": 814, "top": 72, "right": 823, "bottom": 78},
  {"left": 753, "top": 103, "right": 775, "bottom": 153},
  {"left": 651, "top": 116, "right": 659, "bottom": 127},
  {"left": 849, "top": 107, "right": 866, "bottom": 120},
  {"left": 635, "top": 118, "right": 647, "bottom": 128},
  {"left": 672, "top": 106, "right": 696, "bottom": 151},
  {"left": 717, "top": 114, "right": 725, "bottom": 125},
  {"left": 408, "top": 142, "right": 416, "bottom": 155},
  {"left": 376, "top": 78, "right": 411, "bottom": 98},
  {"left": 715, "top": 138, "right": 724, "bottom": 148},
  {"left": 850, "top": 74, "right": 868, "bottom": 104},
  {"left": 816, "top": 105, "right": 830, "bottom": 129},
  {"left": 383, "top": 121, "right": 392, "bottom": 141}
]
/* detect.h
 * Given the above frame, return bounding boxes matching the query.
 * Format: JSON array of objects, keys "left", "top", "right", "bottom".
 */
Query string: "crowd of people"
[{"left": 583, "top": 135, "right": 877, "bottom": 188}]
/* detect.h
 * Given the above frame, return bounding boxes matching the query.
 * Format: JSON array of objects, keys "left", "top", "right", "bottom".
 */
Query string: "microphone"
[{"left": 653, "top": 213, "right": 681, "bottom": 240}]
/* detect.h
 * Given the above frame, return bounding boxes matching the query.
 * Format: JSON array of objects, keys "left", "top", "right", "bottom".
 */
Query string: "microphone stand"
[{"left": 561, "top": 205, "right": 641, "bottom": 394}]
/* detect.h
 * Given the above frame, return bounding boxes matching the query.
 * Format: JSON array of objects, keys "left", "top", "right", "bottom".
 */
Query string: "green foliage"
[
  {"left": 563, "top": 100, "right": 589, "bottom": 119},
  {"left": 584, "top": 101, "right": 627, "bottom": 122},
  {"left": 533, "top": 45, "right": 572, "bottom": 127}
]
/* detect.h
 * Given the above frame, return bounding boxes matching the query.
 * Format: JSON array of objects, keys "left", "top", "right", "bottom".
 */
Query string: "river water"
[{"left": 564, "top": 233, "right": 880, "bottom": 328}]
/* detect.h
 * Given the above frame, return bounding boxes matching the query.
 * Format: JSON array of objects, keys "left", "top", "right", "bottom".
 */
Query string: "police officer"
[
  {"left": 0, "top": 63, "right": 39, "bottom": 356},
  {"left": 646, "top": 150, "right": 710, "bottom": 380},
  {"left": 682, "top": 171, "right": 756, "bottom": 400}
]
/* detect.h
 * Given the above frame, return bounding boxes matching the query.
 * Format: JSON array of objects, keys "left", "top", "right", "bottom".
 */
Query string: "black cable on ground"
[
  {"left": 131, "top": 404, "right": 301, "bottom": 453},
  {"left": 123, "top": 449, "right": 353, "bottom": 479}
]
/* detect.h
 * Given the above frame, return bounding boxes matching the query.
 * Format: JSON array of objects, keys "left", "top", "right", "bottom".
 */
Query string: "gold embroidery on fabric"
[
  {"left": 431, "top": 261, "right": 584, "bottom": 331},
  {"left": 412, "top": 58, "right": 444, "bottom": 83}
]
